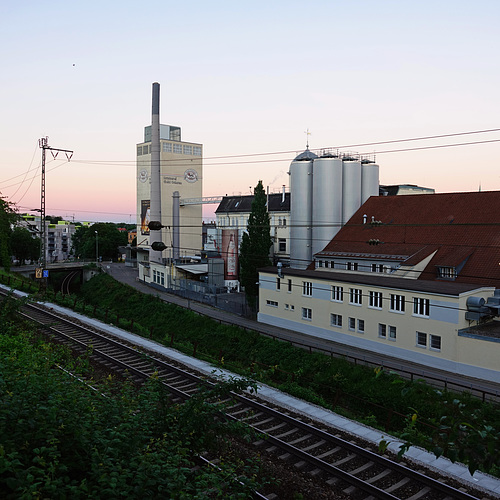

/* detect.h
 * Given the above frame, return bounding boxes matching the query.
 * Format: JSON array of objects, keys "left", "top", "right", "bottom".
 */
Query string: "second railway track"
[{"left": 4, "top": 290, "right": 497, "bottom": 500}]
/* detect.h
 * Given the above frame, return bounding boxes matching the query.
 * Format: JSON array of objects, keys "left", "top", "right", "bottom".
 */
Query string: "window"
[
  {"left": 162, "top": 142, "right": 172, "bottom": 153},
  {"left": 193, "top": 146, "right": 202, "bottom": 156},
  {"left": 279, "top": 238, "right": 286, "bottom": 252},
  {"left": 438, "top": 266, "right": 456, "bottom": 279},
  {"left": 430, "top": 335, "right": 442, "bottom": 351},
  {"left": 330, "top": 314, "right": 342, "bottom": 327},
  {"left": 276, "top": 277, "right": 281, "bottom": 291},
  {"left": 371, "top": 263, "right": 383, "bottom": 273},
  {"left": 143, "top": 145, "right": 150, "bottom": 155},
  {"left": 389, "top": 326, "right": 397, "bottom": 340},
  {"left": 347, "top": 262, "right": 358, "bottom": 271},
  {"left": 390, "top": 294, "right": 405, "bottom": 313},
  {"left": 378, "top": 324, "right": 387, "bottom": 338},
  {"left": 287, "top": 279, "right": 292, "bottom": 292},
  {"left": 137, "top": 145, "right": 143, "bottom": 156},
  {"left": 302, "top": 307, "right": 312, "bottom": 320},
  {"left": 331, "top": 286, "right": 343, "bottom": 302},
  {"left": 317, "top": 260, "right": 323, "bottom": 268},
  {"left": 357, "top": 319, "right": 365, "bottom": 333},
  {"left": 348, "top": 317, "right": 356, "bottom": 331},
  {"left": 282, "top": 218, "right": 286, "bottom": 227},
  {"left": 416, "top": 331, "right": 427, "bottom": 348},
  {"left": 349, "top": 288, "right": 362, "bottom": 305},
  {"left": 369, "top": 291, "right": 383, "bottom": 309},
  {"left": 183, "top": 145, "right": 193, "bottom": 155},
  {"left": 266, "top": 300, "right": 278, "bottom": 307},
  {"left": 303, "top": 281, "right": 313, "bottom": 296},
  {"left": 284, "top": 304, "right": 289, "bottom": 310},
  {"left": 413, "top": 297, "right": 430, "bottom": 317},
  {"left": 173, "top": 143, "right": 182, "bottom": 154}
]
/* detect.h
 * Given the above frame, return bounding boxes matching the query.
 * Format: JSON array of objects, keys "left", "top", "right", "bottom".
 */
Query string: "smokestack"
[
  {"left": 149, "top": 82, "right": 163, "bottom": 263},
  {"left": 172, "top": 191, "right": 180, "bottom": 260}
]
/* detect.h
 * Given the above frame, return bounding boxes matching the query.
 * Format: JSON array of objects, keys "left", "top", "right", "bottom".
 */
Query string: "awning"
[{"left": 175, "top": 264, "right": 208, "bottom": 275}]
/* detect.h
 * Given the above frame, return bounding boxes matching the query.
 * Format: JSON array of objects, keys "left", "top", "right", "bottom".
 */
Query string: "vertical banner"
[
  {"left": 221, "top": 229, "right": 238, "bottom": 280},
  {"left": 141, "top": 200, "right": 150, "bottom": 235}
]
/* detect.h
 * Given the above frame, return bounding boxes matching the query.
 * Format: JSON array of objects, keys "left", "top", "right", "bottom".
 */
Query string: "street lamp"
[{"left": 95, "top": 230, "right": 99, "bottom": 266}]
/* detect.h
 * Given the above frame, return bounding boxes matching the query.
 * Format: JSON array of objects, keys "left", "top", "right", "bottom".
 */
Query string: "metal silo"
[
  {"left": 289, "top": 149, "right": 317, "bottom": 269},
  {"left": 312, "top": 155, "right": 343, "bottom": 256},
  {"left": 342, "top": 159, "right": 361, "bottom": 224},
  {"left": 361, "top": 161, "right": 379, "bottom": 204}
]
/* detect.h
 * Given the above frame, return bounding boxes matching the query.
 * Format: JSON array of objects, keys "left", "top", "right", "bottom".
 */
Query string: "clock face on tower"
[
  {"left": 184, "top": 169, "right": 198, "bottom": 183},
  {"left": 139, "top": 169, "right": 149, "bottom": 183}
]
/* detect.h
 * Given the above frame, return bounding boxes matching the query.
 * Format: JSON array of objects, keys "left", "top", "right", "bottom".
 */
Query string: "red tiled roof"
[{"left": 317, "top": 191, "right": 500, "bottom": 287}]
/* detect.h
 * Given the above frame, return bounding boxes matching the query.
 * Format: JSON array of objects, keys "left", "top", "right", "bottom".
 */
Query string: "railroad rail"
[{"left": 2, "top": 291, "right": 494, "bottom": 500}]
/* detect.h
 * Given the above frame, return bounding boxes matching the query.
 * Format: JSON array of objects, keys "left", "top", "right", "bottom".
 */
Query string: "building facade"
[{"left": 136, "top": 124, "right": 203, "bottom": 283}]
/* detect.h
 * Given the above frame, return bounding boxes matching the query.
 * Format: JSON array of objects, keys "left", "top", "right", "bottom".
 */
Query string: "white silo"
[
  {"left": 312, "top": 155, "right": 343, "bottom": 256},
  {"left": 361, "top": 161, "right": 379, "bottom": 204},
  {"left": 289, "top": 149, "right": 317, "bottom": 269},
  {"left": 342, "top": 159, "right": 362, "bottom": 225}
]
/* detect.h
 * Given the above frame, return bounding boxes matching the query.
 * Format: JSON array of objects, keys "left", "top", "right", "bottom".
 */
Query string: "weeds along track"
[{"left": 6, "top": 293, "right": 492, "bottom": 500}]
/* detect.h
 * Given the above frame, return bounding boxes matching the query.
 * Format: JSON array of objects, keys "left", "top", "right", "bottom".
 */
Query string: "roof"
[
  {"left": 259, "top": 266, "right": 488, "bottom": 296},
  {"left": 293, "top": 148, "right": 318, "bottom": 161},
  {"left": 175, "top": 264, "right": 208, "bottom": 275},
  {"left": 215, "top": 192, "right": 290, "bottom": 214},
  {"left": 315, "top": 191, "right": 500, "bottom": 287}
]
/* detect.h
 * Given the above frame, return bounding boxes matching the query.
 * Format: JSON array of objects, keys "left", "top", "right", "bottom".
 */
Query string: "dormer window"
[{"left": 437, "top": 266, "right": 456, "bottom": 280}]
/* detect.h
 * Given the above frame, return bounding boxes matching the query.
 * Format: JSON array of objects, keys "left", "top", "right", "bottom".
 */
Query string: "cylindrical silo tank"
[
  {"left": 361, "top": 161, "right": 379, "bottom": 204},
  {"left": 289, "top": 149, "right": 317, "bottom": 269},
  {"left": 312, "top": 156, "right": 343, "bottom": 256},
  {"left": 342, "top": 160, "right": 362, "bottom": 224}
]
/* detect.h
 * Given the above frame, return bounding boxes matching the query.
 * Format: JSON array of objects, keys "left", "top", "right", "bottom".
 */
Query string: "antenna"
[{"left": 304, "top": 128, "right": 311, "bottom": 149}]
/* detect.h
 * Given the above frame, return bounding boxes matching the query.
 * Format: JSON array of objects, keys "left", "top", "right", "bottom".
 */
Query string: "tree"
[
  {"left": 72, "top": 223, "right": 128, "bottom": 261},
  {"left": 0, "top": 197, "right": 17, "bottom": 270},
  {"left": 239, "top": 180, "right": 273, "bottom": 310},
  {"left": 10, "top": 227, "right": 41, "bottom": 265}
]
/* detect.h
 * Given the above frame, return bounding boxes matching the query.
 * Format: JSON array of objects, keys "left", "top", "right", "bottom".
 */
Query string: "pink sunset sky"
[{"left": 2, "top": 1, "right": 500, "bottom": 223}]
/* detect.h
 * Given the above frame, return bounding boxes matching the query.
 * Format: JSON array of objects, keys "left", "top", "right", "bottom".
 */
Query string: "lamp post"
[{"left": 95, "top": 230, "right": 99, "bottom": 267}]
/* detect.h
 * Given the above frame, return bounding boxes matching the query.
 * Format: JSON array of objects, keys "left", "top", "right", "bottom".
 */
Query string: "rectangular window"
[
  {"left": 143, "top": 145, "right": 150, "bottom": 155},
  {"left": 183, "top": 145, "right": 193, "bottom": 155},
  {"left": 284, "top": 304, "right": 289, "bottom": 310},
  {"left": 266, "top": 300, "right": 278, "bottom": 307},
  {"left": 357, "top": 319, "right": 365, "bottom": 333},
  {"left": 137, "top": 145, "right": 143, "bottom": 156},
  {"left": 430, "top": 334, "right": 442, "bottom": 351},
  {"left": 347, "top": 262, "right": 358, "bottom": 271},
  {"left": 302, "top": 281, "right": 313, "bottom": 296},
  {"left": 287, "top": 279, "right": 292, "bottom": 292},
  {"left": 371, "top": 263, "right": 383, "bottom": 273},
  {"left": 389, "top": 326, "right": 397, "bottom": 340},
  {"left": 331, "top": 285, "right": 343, "bottom": 302},
  {"left": 279, "top": 238, "right": 286, "bottom": 252},
  {"left": 162, "top": 142, "right": 172, "bottom": 153},
  {"left": 276, "top": 277, "right": 281, "bottom": 291},
  {"left": 173, "top": 143, "right": 182, "bottom": 154},
  {"left": 317, "top": 260, "right": 323, "bottom": 268},
  {"left": 193, "top": 146, "right": 202, "bottom": 156},
  {"left": 302, "top": 307, "right": 312, "bottom": 320},
  {"left": 413, "top": 297, "right": 430, "bottom": 317},
  {"left": 369, "top": 291, "right": 383, "bottom": 309},
  {"left": 330, "top": 314, "right": 342, "bottom": 327},
  {"left": 348, "top": 317, "right": 356, "bottom": 331},
  {"left": 438, "top": 266, "right": 456, "bottom": 279},
  {"left": 378, "top": 323, "right": 387, "bottom": 338},
  {"left": 349, "top": 288, "right": 362, "bottom": 305},
  {"left": 390, "top": 294, "right": 406, "bottom": 313},
  {"left": 416, "top": 331, "right": 427, "bottom": 348},
  {"left": 282, "top": 218, "right": 286, "bottom": 227}
]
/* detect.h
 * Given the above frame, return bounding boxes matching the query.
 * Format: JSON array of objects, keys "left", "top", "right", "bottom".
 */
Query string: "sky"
[{"left": 1, "top": 0, "right": 500, "bottom": 223}]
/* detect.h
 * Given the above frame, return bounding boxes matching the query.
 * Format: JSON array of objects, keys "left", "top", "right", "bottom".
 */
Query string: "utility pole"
[{"left": 38, "top": 137, "right": 73, "bottom": 273}]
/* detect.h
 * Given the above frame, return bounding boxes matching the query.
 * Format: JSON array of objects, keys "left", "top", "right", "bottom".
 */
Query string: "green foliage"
[
  {"left": 0, "top": 197, "right": 17, "bottom": 270},
  {"left": 239, "top": 181, "right": 272, "bottom": 310},
  {"left": 0, "top": 331, "right": 268, "bottom": 498},
  {"left": 72, "top": 223, "right": 127, "bottom": 261},
  {"left": 10, "top": 227, "right": 41, "bottom": 265}
]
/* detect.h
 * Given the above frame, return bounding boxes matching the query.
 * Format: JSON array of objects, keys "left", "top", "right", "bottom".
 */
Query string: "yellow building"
[{"left": 136, "top": 124, "right": 203, "bottom": 283}]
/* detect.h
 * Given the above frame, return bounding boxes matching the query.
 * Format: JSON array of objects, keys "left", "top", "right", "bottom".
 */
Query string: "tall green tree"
[
  {"left": 0, "top": 197, "right": 17, "bottom": 270},
  {"left": 10, "top": 227, "right": 41, "bottom": 265},
  {"left": 239, "top": 180, "right": 273, "bottom": 310},
  {"left": 72, "top": 223, "right": 127, "bottom": 261}
]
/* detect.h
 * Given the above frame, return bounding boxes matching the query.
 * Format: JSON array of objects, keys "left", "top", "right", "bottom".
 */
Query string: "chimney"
[{"left": 282, "top": 185, "right": 286, "bottom": 203}]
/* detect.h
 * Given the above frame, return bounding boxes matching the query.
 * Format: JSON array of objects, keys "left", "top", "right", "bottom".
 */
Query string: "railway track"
[{"left": 3, "top": 291, "right": 495, "bottom": 499}]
